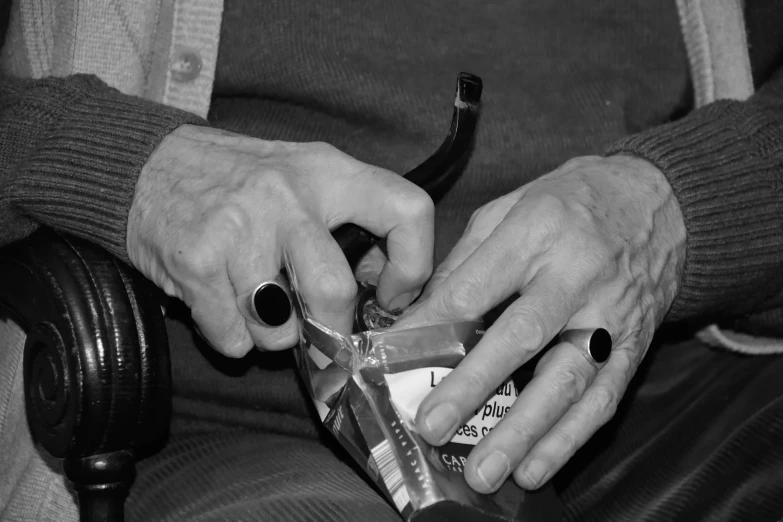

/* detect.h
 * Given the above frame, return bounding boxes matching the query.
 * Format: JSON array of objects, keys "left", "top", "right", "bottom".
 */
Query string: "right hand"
[{"left": 127, "top": 125, "right": 434, "bottom": 357}]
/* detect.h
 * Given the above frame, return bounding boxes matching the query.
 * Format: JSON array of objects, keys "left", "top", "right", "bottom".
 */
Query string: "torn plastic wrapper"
[{"left": 286, "top": 259, "right": 561, "bottom": 522}]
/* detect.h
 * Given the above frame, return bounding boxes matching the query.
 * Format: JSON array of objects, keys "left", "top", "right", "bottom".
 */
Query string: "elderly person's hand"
[
  {"left": 127, "top": 124, "right": 434, "bottom": 357},
  {"left": 396, "top": 155, "right": 686, "bottom": 493}
]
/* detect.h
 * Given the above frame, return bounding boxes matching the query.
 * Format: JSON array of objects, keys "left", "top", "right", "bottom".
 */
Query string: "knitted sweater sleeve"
[
  {"left": 606, "top": 67, "right": 783, "bottom": 325},
  {"left": 0, "top": 74, "right": 204, "bottom": 264}
]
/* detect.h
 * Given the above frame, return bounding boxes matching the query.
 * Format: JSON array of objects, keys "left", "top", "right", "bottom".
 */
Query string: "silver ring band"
[
  {"left": 559, "top": 328, "right": 612, "bottom": 364},
  {"left": 247, "top": 274, "right": 293, "bottom": 328}
]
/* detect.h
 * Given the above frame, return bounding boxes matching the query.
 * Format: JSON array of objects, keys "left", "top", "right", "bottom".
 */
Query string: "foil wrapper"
[{"left": 286, "top": 261, "right": 561, "bottom": 521}]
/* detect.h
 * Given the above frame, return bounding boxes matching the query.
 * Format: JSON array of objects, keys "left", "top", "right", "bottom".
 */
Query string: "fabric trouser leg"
[
  {"left": 126, "top": 429, "right": 399, "bottom": 522},
  {"left": 128, "top": 320, "right": 783, "bottom": 521},
  {"left": 556, "top": 335, "right": 783, "bottom": 522},
  {"left": 5, "top": 312, "right": 782, "bottom": 521},
  {"left": 125, "top": 316, "right": 399, "bottom": 522},
  {"left": 0, "top": 319, "right": 79, "bottom": 522}
]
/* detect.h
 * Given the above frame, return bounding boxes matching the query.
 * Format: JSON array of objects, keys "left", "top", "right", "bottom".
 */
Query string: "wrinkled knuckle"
[
  {"left": 408, "top": 188, "right": 435, "bottom": 220},
  {"left": 589, "top": 386, "right": 619, "bottom": 421},
  {"left": 527, "top": 194, "right": 568, "bottom": 242},
  {"left": 639, "top": 291, "right": 662, "bottom": 326},
  {"left": 212, "top": 203, "right": 252, "bottom": 236},
  {"left": 260, "top": 167, "right": 295, "bottom": 195},
  {"left": 498, "top": 320, "right": 528, "bottom": 358},
  {"left": 492, "top": 314, "right": 545, "bottom": 367},
  {"left": 460, "top": 370, "right": 493, "bottom": 400},
  {"left": 576, "top": 242, "right": 613, "bottom": 280},
  {"left": 311, "top": 270, "right": 358, "bottom": 307},
  {"left": 534, "top": 192, "right": 568, "bottom": 220},
  {"left": 550, "top": 362, "right": 589, "bottom": 404},
  {"left": 257, "top": 167, "right": 301, "bottom": 205},
  {"left": 259, "top": 176, "right": 303, "bottom": 216},
  {"left": 390, "top": 186, "right": 434, "bottom": 225},
  {"left": 465, "top": 205, "right": 493, "bottom": 234},
  {"left": 505, "top": 306, "right": 548, "bottom": 352},
  {"left": 441, "top": 282, "right": 479, "bottom": 319},
  {"left": 172, "top": 239, "right": 223, "bottom": 281},
  {"left": 550, "top": 427, "right": 580, "bottom": 458},
  {"left": 506, "top": 418, "right": 537, "bottom": 449}
]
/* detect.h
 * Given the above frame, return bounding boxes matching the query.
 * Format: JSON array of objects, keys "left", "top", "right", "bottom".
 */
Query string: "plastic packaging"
[{"left": 287, "top": 263, "right": 561, "bottom": 521}]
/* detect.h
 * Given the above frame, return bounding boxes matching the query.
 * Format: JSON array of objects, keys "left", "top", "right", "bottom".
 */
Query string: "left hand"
[{"left": 394, "top": 155, "right": 686, "bottom": 493}]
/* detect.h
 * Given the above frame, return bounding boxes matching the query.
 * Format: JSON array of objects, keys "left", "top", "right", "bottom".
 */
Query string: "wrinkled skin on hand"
[
  {"left": 127, "top": 125, "right": 434, "bottom": 357},
  {"left": 395, "top": 155, "right": 686, "bottom": 494}
]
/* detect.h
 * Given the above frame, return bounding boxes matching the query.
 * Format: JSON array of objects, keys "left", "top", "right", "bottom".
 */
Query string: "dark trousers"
[{"left": 126, "top": 317, "right": 783, "bottom": 522}]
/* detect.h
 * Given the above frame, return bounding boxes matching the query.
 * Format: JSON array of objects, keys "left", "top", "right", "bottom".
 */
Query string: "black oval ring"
[{"left": 252, "top": 281, "right": 292, "bottom": 327}]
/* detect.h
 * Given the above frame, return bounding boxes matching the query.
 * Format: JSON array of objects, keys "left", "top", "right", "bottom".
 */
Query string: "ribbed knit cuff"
[
  {"left": 9, "top": 75, "right": 204, "bottom": 263},
  {"left": 606, "top": 100, "right": 783, "bottom": 322}
]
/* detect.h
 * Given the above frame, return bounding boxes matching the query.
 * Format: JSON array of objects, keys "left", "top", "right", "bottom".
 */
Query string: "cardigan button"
[{"left": 170, "top": 47, "right": 202, "bottom": 83}]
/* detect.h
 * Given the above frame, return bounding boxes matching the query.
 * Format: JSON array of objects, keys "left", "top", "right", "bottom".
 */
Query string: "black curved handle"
[
  {"left": 403, "top": 72, "right": 483, "bottom": 193},
  {"left": 333, "top": 72, "right": 483, "bottom": 269}
]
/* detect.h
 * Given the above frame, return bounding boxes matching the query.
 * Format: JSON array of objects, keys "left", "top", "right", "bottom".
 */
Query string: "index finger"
[
  {"left": 340, "top": 167, "right": 436, "bottom": 311},
  {"left": 396, "top": 211, "right": 546, "bottom": 329},
  {"left": 286, "top": 219, "right": 358, "bottom": 337},
  {"left": 414, "top": 271, "right": 583, "bottom": 447}
]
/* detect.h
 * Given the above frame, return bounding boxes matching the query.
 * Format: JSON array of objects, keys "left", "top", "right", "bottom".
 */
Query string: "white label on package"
[{"left": 384, "top": 367, "right": 518, "bottom": 445}]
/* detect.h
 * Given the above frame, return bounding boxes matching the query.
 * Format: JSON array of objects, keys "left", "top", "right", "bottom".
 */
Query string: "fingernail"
[
  {"left": 522, "top": 459, "right": 549, "bottom": 488},
  {"left": 476, "top": 451, "right": 510, "bottom": 491},
  {"left": 389, "top": 291, "right": 416, "bottom": 312},
  {"left": 423, "top": 403, "right": 459, "bottom": 443}
]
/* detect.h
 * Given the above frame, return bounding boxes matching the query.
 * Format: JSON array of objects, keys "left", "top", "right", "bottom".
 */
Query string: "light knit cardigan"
[
  {"left": 1, "top": 0, "right": 223, "bottom": 119},
  {"left": 0, "top": 0, "right": 776, "bottom": 520}
]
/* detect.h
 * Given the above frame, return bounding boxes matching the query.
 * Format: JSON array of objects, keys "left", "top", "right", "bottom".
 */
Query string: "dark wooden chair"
[{"left": 0, "top": 228, "right": 170, "bottom": 522}]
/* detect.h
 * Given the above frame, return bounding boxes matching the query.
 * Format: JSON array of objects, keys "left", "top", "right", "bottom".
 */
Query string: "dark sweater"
[{"left": 2, "top": 1, "right": 783, "bottom": 430}]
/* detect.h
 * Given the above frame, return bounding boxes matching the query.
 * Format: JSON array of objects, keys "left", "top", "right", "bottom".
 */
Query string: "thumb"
[
  {"left": 393, "top": 232, "right": 483, "bottom": 329},
  {"left": 394, "top": 191, "right": 524, "bottom": 328}
]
